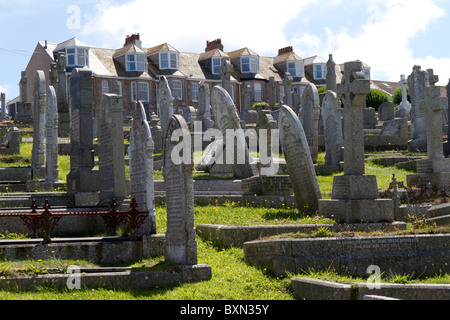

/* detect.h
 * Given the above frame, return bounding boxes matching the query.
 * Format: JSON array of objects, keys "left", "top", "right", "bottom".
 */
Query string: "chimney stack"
[
  {"left": 124, "top": 33, "right": 142, "bottom": 48},
  {"left": 278, "top": 46, "right": 293, "bottom": 56},
  {"left": 205, "top": 39, "right": 224, "bottom": 52}
]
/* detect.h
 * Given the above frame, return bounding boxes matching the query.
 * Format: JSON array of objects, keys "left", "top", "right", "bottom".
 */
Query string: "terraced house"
[{"left": 20, "top": 34, "right": 369, "bottom": 120}]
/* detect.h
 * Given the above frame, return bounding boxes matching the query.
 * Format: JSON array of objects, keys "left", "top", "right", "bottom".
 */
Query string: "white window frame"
[
  {"left": 363, "top": 68, "right": 371, "bottom": 80},
  {"left": 313, "top": 63, "right": 327, "bottom": 80},
  {"left": 66, "top": 47, "right": 88, "bottom": 67},
  {"left": 241, "top": 56, "right": 259, "bottom": 73},
  {"left": 287, "top": 61, "right": 305, "bottom": 78},
  {"left": 126, "top": 53, "right": 147, "bottom": 72},
  {"left": 172, "top": 80, "right": 183, "bottom": 100},
  {"left": 212, "top": 57, "right": 222, "bottom": 75},
  {"left": 101, "top": 80, "right": 109, "bottom": 95},
  {"left": 138, "top": 82, "right": 150, "bottom": 102},
  {"left": 254, "top": 83, "right": 263, "bottom": 102},
  {"left": 131, "top": 82, "right": 137, "bottom": 102},
  {"left": 160, "top": 51, "right": 179, "bottom": 70},
  {"left": 191, "top": 83, "right": 199, "bottom": 102}
]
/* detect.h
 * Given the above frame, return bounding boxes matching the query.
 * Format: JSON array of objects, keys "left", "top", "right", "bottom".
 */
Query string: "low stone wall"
[
  {"left": 0, "top": 264, "right": 212, "bottom": 291},
  {"left": 291, "top": 277, "right": 450, "bottom": 300},
  {"left": 197, "top": 222, "right": 406, "bottom": 248},
  {"left": 0, "top": 235, "right": 166, "bottom": 265},
  {"left": 244, "top": 234, "right": 450, "bottom": 277}
]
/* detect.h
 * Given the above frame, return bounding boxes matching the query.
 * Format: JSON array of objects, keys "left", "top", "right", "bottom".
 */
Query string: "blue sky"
[{"left": 1, "top": 0, "right": 450, "bottom": 101}]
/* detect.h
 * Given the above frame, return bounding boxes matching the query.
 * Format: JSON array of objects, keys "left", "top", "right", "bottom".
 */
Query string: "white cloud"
[
  {"left": 0, "top": 84, "right": 11, "bottom": 98},
  {"left": 81, "top": 0, "right": 318, "bottom": 55},
  {"left": 295, "top": 0, "right": 447, "bottom": 83}
]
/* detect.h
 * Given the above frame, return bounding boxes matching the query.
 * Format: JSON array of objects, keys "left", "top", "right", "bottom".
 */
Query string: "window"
[
  {"left": 160, "top": 52, "right": 179, "bottom": 70},
  {"left": 254, "top": 83, "right": 263, "bottom": 102},
  {"left": 66, "top": 47, "right": 88, "bottom": 67},
  {"left": 131, "top": 82, "right": 137, "bottom": 102},
  {"left": 191, "top": 83, "right": 199, "bottom": 102},
  {"left": 212, "top": 57, "right": 222, "bottom": 75},
  {"left": 102, "top": 80, "right": 109, "bottom": 95},
  {"left": 287, "top": 61, "right": 305, "bottom": 78},
  {"left": 126, "top": 54, "right": 147, "bottom": 72},
  {"left": 241, "top": 56, "right": 259, "bottom": 73},
  {"left": 314, "top": 64, "right": 327, "bottom": 80},
  {"left": 138, "top": 82, "right": 150, "bottom": 102},
  {"left": 363, "top": 68, "right": 371, "bottom": 80},
  {"left": 172, "top": 80, "right": 182, "bottom": 100}
]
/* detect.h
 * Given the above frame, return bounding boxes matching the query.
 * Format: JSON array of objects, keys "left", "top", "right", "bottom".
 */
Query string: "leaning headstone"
[
  {"left": 279, "top": 105, "right": 322, "bottom": 213},
  {"left": 378, "top": 101, "right": 395, "bottom": 121},
  {"left": 407, "top": 82, "right": 450, "bottom": 189},
  {"left": 66, "top": 68, "right": 99, "bottom": 195},
  {"left": 98, "top": 93, "right": 127, "bottom": 206},
  {"left": 319, "top": 61, "right": 394, "bottom": 223},
  {"left": 45, "top": 86, "right": 59, "bottom": 183},
  {"left": 210, "top": 86, "right": 257, "bottom": 179},
  {"left": 396, "top": 74, "right": 411, "bottom": 118},
  {"left": 300, "top": 83, "right": 320, "bottom": 163},
  {"left": 158, "top": 76, "right": 174, "bottom": 143},
  {"left": 31, "top": 70, "right": 46, "bottom": 179},
  {"left": 407, "top": 65, "right": 428, "bottom": 152},
  {"left": 129, "top": 101, "right": 156, "bottom": 235},
  {"left": 163, "top": 114, "right": 197, "bottom": 265},
  {"left": 322, "top": 91, "right": 343, "bottom": 168}
]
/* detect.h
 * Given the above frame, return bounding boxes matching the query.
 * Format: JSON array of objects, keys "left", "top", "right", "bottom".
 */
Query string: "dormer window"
[
  {"left": 66, "top": 47, "right": 88, "bottom": 67},
  {"left": 313, "top": 64, "right": 327, "bottom": 80},
  {"left": 212, "top": 57, "right": 222, "bottom": 75},
  {"left": 126, "top": 53, "right": 147, "bottom": 72},
  {"left": 287, "top": 61, "right": 305, "bottom": 78},
  {"left": 160, "top": 52, "right": 179, "bottom": 70},
  {"left": 241, "top": 56, "right": 259, "bottom": 73}
]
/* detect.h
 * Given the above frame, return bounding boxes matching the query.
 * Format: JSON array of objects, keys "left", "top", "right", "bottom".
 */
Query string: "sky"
[{"left": 1, "top": 0, "right": 450, "bottom": 101}]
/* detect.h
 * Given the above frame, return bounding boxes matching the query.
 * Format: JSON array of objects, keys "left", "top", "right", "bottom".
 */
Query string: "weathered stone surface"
[
  {"left": 379, "top": 101, "right": 395, "bottom": 121},
  {"left": 407, "top": 66, "right": 428, "bottom": 152},
  {"left": 322, "top": 91, "right": 343, "bottom": 167},
  {"left": 45, "top": 86, "right": 59, "bottom": 182},
  {"left": 196, "top": 82, "right": 214, "bottom": 130},
  {"left": 300, "top": 83, "right": 320, "bottom": 163},
  {"left": 158, "top": 76, "right": 174, "bottom": 142},
  {"left": 129, "top": 101, "right": 156, "bottom": 235},
  {"left": 279, "top": 105, "right": 322, "bottom": 213},
  {"left": 31, "top": 70, "right": 46, "bottom": 179},
  {"left": 163, "top": 114, "right": 197, "bottom": 265},
  {"left": 396, "top": 74, "right": 411, "bottom": 118},
  {"left": 210, "top": 85, "right": 257, "bottom": 179}
]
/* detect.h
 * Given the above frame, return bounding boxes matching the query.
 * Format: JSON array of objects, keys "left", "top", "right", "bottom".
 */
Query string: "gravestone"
[
  {"left": 243, "top": 83, "right": 252, "bottom": 120},
  {"left": 378, "top": 101, "right": 395, "bottom": 121},
  {"left": 129, "top": 101, "right": 156, "bottom": 235},
  {"left": 182, "top": 106, "right": 197, "bottom": 132},
  {"left": 149, "top": 113, "right": 162, "bottom": 154},
  {"left": 326, "top": 54, "right": 337, "bottom": 93},
  {"left": 319, "top": 61, "right": 394, "bottom": 223},
  {"left": 279, "top": 105, "right": 322, "bottom": 213},
  {"left": 56, "top": 52, "right": 70, "bottom": 137},
  {"left": 0, "top": 93, "right": 5, "bottom": 121},
  {"left": 45, "top": 86, "right": 59, "bottom": 183},
  {"left": 0, "top": 127, "right": 20, "bottom": 155},
  {"left": 219, "top": 59, "right": 233, "bottom": 97},
  {"left": 66, "top": 68, "right": 99, "bottom": 195},
  {"left": 196, "top": 82, "right": 214, "bottom": 130},
  {"left": 210, "top": 85, "right": 257, "bottom": 179},
  {"left": 158, "top": 76, "right": 174, "bottom": 143},
  {"left": 255, "top": 105, "right": 279, "bottom": 176},
  {"left": 363, "top": 107, "right": 378, "bottom": 128},
  {"left": 322, "top": 90, "right": 343, "bottom": 168},
  {"left": 16, "top": 71, "right": 33, "bottom": 123},
  {"left": 407, "top": 83, "right": 450, "bottom": 188},
  {"left": 407, "top": 65, "right": 428, "bottom": 152},
  {"left": 300, "top": 83, "right": 320, "bottom": 163},
  {"left": 163, "top": 114, "right": 197, "bottom": 265},
  {"left": 268, "top": 77, "right": 277, "bottom": 109},
  {"left": 445, "top": 79, "right": 450, "bottom": 156},
  {"left": 98, "top": 93, "right": 127, "bottom": 206},
  {"left": 283, "top": 72, "right": 294, "bottom": 109},
  {"left": 396, "top": 74, "right": 411, "bottom": 118},
  {"left": 31, "top": 70, "right": 47, "bottom": 179}
]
